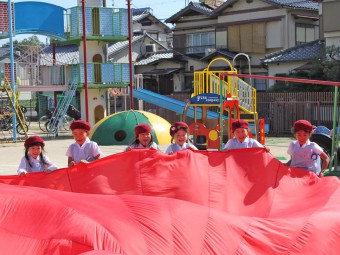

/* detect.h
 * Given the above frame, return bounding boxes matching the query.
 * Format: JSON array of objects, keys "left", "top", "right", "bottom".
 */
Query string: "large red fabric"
[{"left": 0, "top": 148, "right": 340, "bottom": 254}]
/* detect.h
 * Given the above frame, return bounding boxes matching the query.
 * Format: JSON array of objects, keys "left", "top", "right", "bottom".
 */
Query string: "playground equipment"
[
  {"left": 0, "top": 0, "right": 131, "bottom": 141},
  {"left": 183, "top": 57, "right": 260, "bottom": 150},
  {"left": 90, "top": 110, "right": 171, "bottom": 146},
  {"left": 219, "top": 72, "right": 340, "bottom": 175}
]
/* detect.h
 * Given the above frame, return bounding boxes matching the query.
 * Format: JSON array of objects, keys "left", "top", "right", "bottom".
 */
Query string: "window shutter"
[
  {"left": 253, "top": 22, "right": 265, "bottom": 53},
  {"left": 228, "top": 25, "right": 240, "bottom": 52},
  {"left": 240, "top": 24, "right": 253, "bottom": 52}
]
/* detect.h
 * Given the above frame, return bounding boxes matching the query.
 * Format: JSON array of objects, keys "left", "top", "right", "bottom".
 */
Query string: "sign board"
[{"left": 191, "top": 93, "right": 223, "bottom": 104}]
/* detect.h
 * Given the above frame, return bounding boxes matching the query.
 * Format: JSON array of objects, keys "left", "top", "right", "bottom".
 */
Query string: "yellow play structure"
[{"left": 183, "top": 57, "right": 265, "bottom": 150}]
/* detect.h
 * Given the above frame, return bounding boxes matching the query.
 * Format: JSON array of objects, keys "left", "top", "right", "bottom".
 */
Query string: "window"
[
  {"left": 296, "top": 23, "right": 315, "bottom": 45},
  {"left": 186, "top": 32, "right": 215, "bottom": 54}
]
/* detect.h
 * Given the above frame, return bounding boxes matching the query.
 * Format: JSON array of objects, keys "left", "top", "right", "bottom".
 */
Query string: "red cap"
[
  {"left": 134, "top": 123, "right": 152, "bottom": 137},
  {"left": 293, "top": 120, "right": 313, "bottom": 132},
  {"left": 70, "top": 120, "right": 91, "bottom": 131},
  {"left": 231, "top": 119, "right": 249, "bottom": 133},
  {"left": 24, "top": 136, "right": 45, "bottom": 148},
  {"left": 170, "top": 122, "right": 189, "bottom": 136}
]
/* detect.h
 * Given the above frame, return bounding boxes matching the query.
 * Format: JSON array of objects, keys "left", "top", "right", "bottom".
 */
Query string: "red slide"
[{"left": 0, "top": 148, "right": 339, "bottom": 254}]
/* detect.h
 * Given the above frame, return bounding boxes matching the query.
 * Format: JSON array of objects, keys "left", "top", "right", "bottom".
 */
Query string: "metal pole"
[
  {"left": 330, "top": 85, "right": 338, "bottom": 171},
  {"left": 127, "top": 0, "right": 134, "bottom": 109},
  {"left": 52, "top": 43, "right": 57, "bottom": 108},
  {"left": 81, "top": 0, "right": 89, "bottom": 121},
  {"left": 219, "top": 75, "right": 223, "bottom": 151},
  {"left": 8, "top": 0, "right": 17, "bottom": 140}
]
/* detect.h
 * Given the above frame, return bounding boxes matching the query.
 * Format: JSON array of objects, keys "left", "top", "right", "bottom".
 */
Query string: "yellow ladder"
[{"left": 3, "top": 76, "right": 28, "bottom": 138}]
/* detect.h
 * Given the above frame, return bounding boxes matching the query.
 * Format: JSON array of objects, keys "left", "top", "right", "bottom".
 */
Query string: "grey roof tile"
[
  {"left": 40, "top": 44, "right": 79, "bottom": 65},
  {"left": 262, "top": 40, "right": 324, "bottom": 63},
  {"left": 211, "top": 0, "right": 318, "bottom": 16},
  {"left": 134, "top": 51, "right": 173, "bottom": 66},
  {"left": 107, "top": 35, "right": 145, "bottom": 56},
  {"left": 108, "top": 33, "right": 169, "bottom": 58},
  {"left": 165, "top": 1, "right": 214, "bottom": 23},
  {"left": 264, "top": 0, "right": 318, "bottom": 10}
]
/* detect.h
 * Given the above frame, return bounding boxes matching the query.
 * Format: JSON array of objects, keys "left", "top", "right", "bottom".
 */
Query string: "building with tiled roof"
[
  {"left": 262, "top": 40, "right": 325, "bottom": 87},
  {"left": 164, "top": 0, "right": 320, "bottom": 91},
  {"left": 39, "top": 45, "right": 79, "bottom": 65},
  {"left": 262, "top": 40, "right": 324, "bottom": 64},
  {"left": 107, "top": 33, "right": 169, "bottom": 63}
]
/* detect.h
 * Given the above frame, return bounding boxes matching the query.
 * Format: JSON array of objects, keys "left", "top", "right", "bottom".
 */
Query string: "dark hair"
[
  {"left": 129, "top": 135, "right": 154, "bottom": 147},
  {"left": 25, "top": 142, "right": 48, "bottom": 168}
]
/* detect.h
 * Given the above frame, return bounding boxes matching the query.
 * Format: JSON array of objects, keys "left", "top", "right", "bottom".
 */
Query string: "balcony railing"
[
  {"left": 65, "top": 7, "right": 129, "bottom": 39},
  {"left": 1, "top": 62, "right": 130, "bottom": 88}
]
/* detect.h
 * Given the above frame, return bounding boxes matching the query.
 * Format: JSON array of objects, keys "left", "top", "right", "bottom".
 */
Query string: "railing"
[
  {"left": 3, "top": 62, "right": 130, "bottom": 88},
  {"left": 66, "top": 7, "right": 129, "bottom": 38},
  {"left": 68, "top": 62, "right": 130, "bottom": 85},
  {"left": 192, "top": 69, "right": 256, "bottom": 114}
]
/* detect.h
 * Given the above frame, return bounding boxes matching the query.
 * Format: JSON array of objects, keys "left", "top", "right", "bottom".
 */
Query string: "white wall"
[
  {"left": 267, "top": 61, "right": 307, "bottom": 88},
  {"left": 79, "top": 41, "right": 106, "bottom": 62},
  {"left": 80, "top": 89, "right": 107, "bottom": 127}
]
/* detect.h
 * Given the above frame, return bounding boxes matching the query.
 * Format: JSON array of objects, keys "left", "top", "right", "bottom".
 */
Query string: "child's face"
[
  {"left": 28, "top": 145, "right": 42, "bottom": 159},
  {"left": 138, "top": 132, "right": 151, "bottom": 147},
  {"left": 174, "top": 129, "right": 188, "bottom": 146},
  {"left": 234, "top": 128, "right": 248, "bottom": 143},
  {"left": 72, "top": 129, "right": 89, "bottom": 146},
  {"left": 295, "top": 130, "right": 311, "bottom": 145}
]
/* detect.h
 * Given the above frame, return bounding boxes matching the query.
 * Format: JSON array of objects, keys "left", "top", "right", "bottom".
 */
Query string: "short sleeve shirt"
[
  {"left": 66, "top": 137, "right": 101, "bottom": 163},
  {"left": 165, "top": 142, "right": 198, "bottom": 154},
  {"left": 125, "top": 141, "right": 160, "bottom": 151},
  {"left": 223, "top": 137, "right": 263, "bottom": 151},
  {"left": 18, "top": 155, "right": 58, "bottom": 175},
  {"left": 287, "top": 140, "right": 323, "bottom": 174}
]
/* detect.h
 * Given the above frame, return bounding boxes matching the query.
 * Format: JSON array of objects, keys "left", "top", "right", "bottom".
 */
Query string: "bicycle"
[
  {"left": 0, "top": 113, "right": 28, "bottom": 135},
  {"left": 39, "top": 109, "right": 74, "bottom": 132}
]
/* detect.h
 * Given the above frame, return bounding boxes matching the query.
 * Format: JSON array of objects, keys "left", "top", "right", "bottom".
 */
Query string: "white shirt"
[
  {"left": 287, "top": 140, "right": 323, "bottom": 174},
  {"left": 165, "top": 142, "right": 198, "bottom": 154},
  {"left": 223, "top": 137, "right": 263, "bottom": 151},
  {"left": 18, "top": 154, "right": 58, "bottom": 175},
  {"left": 125, "top": 141, "right": 160, "bottom": 151},
  {"left": 66, "top": 137, "right": 101, "bottom": 163}
]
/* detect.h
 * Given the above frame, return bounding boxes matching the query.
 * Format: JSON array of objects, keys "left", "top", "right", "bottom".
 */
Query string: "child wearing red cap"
[
  {"left": 17, "top": 136, "right": 58, "bottom": 175},
  {"left": 66, "top": 120, "right": 101, "bottom": 167},
  {"left": 223, "top": 119, "right": 264, "bottom": 151},
  {"left": 125, "top": 123, "right": 160, "bottom": 151},
  {"left": 287, "top": 120, "right": 330, "bottom": 177},
  {"left": 165, "top": 121, "right": 198, "bottom": 154}
]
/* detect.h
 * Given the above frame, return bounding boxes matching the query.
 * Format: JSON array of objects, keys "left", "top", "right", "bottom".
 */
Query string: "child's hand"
[
  {"left": 68, "top": 161, "right": 76, "bottom": 167},
  {"left": 19, "top": 170, "right": 27, "bottom": 175},
  {"left": 168, "top": 151, "right": 174, "bottom": 155},
  {"left": 80, "top": 160, "right": 89, "bottom": 164},
  {"left": 318, "top": 171, "right": 325, "bottom": 178}
]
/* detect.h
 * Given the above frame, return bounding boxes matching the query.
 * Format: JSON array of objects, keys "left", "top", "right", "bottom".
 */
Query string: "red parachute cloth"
[{"left": 0, "top": 148, "right": 340, "bottom": 254}]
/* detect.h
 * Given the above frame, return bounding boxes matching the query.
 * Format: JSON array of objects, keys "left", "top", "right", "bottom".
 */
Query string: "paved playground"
[{"left": 0, "top": 121, "right": 292, "bottom": 175}]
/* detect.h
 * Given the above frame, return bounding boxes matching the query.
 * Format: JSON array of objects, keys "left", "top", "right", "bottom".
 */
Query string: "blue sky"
[{"left": 0, "top": 0, "right": 186, "bottom": 45}]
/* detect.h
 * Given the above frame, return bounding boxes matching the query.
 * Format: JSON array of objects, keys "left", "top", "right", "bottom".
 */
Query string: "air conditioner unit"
[{"left": 145, "top": 44, "right": 156, "bottom": 53}]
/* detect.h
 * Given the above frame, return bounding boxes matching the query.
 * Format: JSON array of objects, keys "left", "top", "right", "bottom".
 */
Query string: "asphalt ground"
[{"left": 0, "top": 121, "right": 292, "bottom": 175}]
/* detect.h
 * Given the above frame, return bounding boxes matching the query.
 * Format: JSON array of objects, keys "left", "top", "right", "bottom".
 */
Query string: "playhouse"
[{"left": 0, "top": 0, "right": 130, "bottom": 139}]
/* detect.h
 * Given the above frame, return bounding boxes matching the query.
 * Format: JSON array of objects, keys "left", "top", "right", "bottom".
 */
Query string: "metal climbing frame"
[{"left": 2, "top": 76, "right": 28, "bottom": 139}]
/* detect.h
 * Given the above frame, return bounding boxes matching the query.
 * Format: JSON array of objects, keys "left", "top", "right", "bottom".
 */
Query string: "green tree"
[{"left": 1, "top": 35, "right": 45, "bottom": 51}]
